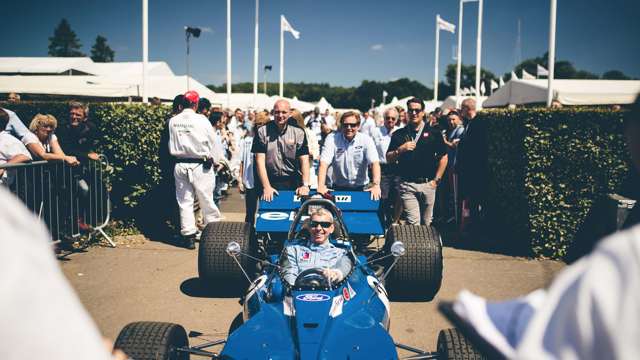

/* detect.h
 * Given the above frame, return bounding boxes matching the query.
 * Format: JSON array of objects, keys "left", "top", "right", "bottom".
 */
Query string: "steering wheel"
[{"left": 294, "top": 268, "right": 331, "bottom": 289}]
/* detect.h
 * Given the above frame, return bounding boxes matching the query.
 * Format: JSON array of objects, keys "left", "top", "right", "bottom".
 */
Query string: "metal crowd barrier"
[{"left": 0, "top": 155, "right": 115, "bottom": 247}]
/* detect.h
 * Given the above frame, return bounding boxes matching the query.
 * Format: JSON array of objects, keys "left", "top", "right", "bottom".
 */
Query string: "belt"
[
  {"left": 401, "top": 177, "right": 430, "bottom": 184},
  {"left": 174, "top": 157, "right": 208, "bottom": 164}
]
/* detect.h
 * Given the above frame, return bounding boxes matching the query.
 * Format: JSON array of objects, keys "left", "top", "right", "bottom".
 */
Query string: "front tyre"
[{"left": 114, "top": 321, "right": 189, "bottom": 360}]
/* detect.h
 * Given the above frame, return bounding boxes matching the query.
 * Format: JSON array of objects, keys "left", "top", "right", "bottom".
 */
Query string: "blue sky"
[{"left": 2, "top": 0, "right": 639, "bottom": 87}]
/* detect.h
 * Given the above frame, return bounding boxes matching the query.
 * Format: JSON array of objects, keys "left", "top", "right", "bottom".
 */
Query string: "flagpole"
[
  {"left": 226, "top": 0, "right": 232, "bottom": 109},
  {"left": 475, "top": 0, "right": 483, "bottom": 107},
  {"left": 279, "top": 15, "right": 284, "bottom": 97},
  {"left": 142, "top": 0, "right": 148, "bottom": 103},
  {"left": 252, "top": 0, "right": 259, "bottom": 107},
  {"left": 434, "top": 15, "right": 440, "bottom": 102},
  {"left": 547, "top": 0, "right": 557, "bottom": 107},
  {"left": 455, "top": 0, "right": 463, "bottom": 97}
]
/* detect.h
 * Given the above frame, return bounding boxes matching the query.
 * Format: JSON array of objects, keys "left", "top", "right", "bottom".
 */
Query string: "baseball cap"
[{"left": 184, "top": 90, "right": 200, "bottom": 105}]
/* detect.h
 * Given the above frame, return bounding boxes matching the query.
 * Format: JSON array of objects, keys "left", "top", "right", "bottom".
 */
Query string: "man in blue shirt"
[{"left": 317, "top": 111, "right": 381, "bottom": 200}]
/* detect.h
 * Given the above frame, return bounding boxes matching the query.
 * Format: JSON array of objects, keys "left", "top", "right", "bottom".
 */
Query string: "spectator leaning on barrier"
[
  {"left": 238, "top": 111, "right": 269, "bottom": 224},
  {"left": 0, "top": 109, "right": 32, "bottom": 186},
  {"left": 58, "top": 101, "right": 99, "bottom": 162},
  {"left": 252, "top": 99, "right": 310, "bottom": 201},
  {"left": 386, "top": 97, "right": 448, "bottom": 226},
  {"left": 317, "top": 111, "right": 381, "bottom": 200},
  {"left": 168, "top": 90, "right": 223, "bottom": 249},
  {"left": 1, "top": 107, "right": 30, "bottom": 141},
  {"left": 23, "top": 114, "right": 79, "bottom": 166}
]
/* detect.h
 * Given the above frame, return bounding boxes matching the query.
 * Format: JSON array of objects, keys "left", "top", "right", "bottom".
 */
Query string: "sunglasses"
[
  {"left": 310, "top": 220, "right": 333, "bottom": 229},
  {"left": 342, "top": 123, "right": 359, "bottom": 128},
  {"left": 384, "top": 116, "right": 397, "bottom": 121},
  {"left": 408, "top": 109, "right": 423, "bottom": 115}
]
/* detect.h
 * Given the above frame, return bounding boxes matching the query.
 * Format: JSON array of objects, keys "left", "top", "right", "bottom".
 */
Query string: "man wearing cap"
[
  {"left": 317, "top": 111, "right": 381, "bottom": 200},
  {"left": 168, "top": 91, "right": 223, "bottom": 249},
  {"left": 252, "top": 99, "right": 310, "bottom": 201},
  {"left": 386, "top": 97, "right": 448, "bottom": 226}
]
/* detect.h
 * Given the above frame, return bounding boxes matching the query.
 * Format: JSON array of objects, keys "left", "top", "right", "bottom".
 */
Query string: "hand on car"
[
  {"left": 365, "top": 184, "right": 381, "bottom": 200},
  {"left": 317, "top": 184, "right": 329, "bottom": 195},
  {"left": 296, "top": 185, "right": 310, "bottom": 197},
  {"left": 261, "top": 186, "right": 279, "bottom": 201},
  {"left": 322, "top": 268, "right": 344, "bottom": 283}
]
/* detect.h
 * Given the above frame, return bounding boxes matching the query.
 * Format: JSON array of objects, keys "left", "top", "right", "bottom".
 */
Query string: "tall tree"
[
  {"left": 48, "top": 19, "right": 84, "bottom": 57},
  {"left": 90, "top": 35, "right": 115, "bottom": 62},
  {"left": 445, "top": 64, "right": 497, "bottom": 96}
]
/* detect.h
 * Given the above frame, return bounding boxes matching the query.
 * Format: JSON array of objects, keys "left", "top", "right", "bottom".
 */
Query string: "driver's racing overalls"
[{"left": 281, "top": 240, "right": 352, "bottom": 285}]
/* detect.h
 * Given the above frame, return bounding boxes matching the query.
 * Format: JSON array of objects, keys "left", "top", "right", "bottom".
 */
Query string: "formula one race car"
[{"left": 114, "top": 192, "right": 483, "bottom": 359}]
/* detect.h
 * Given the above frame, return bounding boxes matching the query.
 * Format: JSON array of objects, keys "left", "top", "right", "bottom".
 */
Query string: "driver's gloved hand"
[{"left": 322, "top": 268, "right": 344, "bottom": 283}]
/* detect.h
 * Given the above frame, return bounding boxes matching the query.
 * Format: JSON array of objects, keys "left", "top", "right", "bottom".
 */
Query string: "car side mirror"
[
  {"left": 390, "top": 241, "right": 406, "bottom": 257},
  {"left": 226, "top": 241, "right": 241, "bottom": 257}
]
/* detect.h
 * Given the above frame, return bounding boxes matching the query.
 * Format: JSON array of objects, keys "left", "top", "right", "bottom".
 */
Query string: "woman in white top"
[{"left": 23, "top": 114, "right": 79, "bottom": 166}]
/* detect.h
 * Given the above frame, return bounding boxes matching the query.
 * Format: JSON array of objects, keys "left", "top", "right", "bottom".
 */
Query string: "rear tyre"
[
  {"left": 198, "top": 221, "right": 253, "bottom": 286},
  {"left": 114, "top": 321, "right": 189, "bottom": 360},
  {"left": 437, "top": 328, "right": 485, "bottom": 360},
  {"left": 385, "top": 225, "right": 442, "bottom": 300}
]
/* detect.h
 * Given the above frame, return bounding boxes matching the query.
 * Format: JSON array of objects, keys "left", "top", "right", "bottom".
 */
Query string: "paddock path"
[{"left": 61, "top": 189, "right": 564, "bottom": 357}]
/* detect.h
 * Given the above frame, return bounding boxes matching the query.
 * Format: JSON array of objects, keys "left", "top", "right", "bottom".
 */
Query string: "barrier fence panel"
[{"left": 0, "top": 156, "right": 114, "bottom": 247}]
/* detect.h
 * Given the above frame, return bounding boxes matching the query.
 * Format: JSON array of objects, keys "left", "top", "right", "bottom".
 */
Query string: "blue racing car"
[{"left": 114, "top": 192, "right": 481, "bottom": 359}]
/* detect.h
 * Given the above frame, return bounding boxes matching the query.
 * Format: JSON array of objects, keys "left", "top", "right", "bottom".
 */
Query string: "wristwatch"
[{"left": 434, "top": 177, "right": 441, "bottom": 185}]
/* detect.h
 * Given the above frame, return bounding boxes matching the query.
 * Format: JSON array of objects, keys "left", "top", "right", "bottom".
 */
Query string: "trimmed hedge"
[{"left": 483, "top": 108, "right": 632, "bottom": 258}]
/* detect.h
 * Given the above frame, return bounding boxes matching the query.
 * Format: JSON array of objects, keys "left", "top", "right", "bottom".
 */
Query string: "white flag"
[
  {"left": 522, "top": 69, "right": 535, "bottom": 80},
  {"left": 470, "top": 86, "right": 477, "bottom": 95},
  {"left": 499, "top": 77, "right": 505, "bottom": 87},
  {"left": 461, "top": 87, "right": 469, "bottom": 95},
  {"left": 382, "top": 90, "right": 388, "bottom": 97},
  {"left": 491, "top": 79, "right": 499, "bottom": 90},
  {"left": 281, "top": 15, "right": 300, "bottom": 39},
  {"left": 511, "top": 71, "right": 519, "bottom": 80},
  {"left": 480, "top": 81, "right": 486, "bottom": 95},
  {"left": 537, "top": 64, "right": 549, "bottom": 77},
  {"left": 437, "top": 16, "right": 456, "bottom": 34}
]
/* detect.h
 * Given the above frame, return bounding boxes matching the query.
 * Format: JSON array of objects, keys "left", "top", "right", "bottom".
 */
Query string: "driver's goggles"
[{"left": 310, "top": 220, "right": 333, "bottom": 229}]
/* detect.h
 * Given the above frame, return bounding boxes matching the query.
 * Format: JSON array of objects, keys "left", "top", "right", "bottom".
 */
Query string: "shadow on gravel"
[
  {"left": 228, "top": 313, "right": 243, "bottom": 335},
  {"left": 436, "top": 220, "right": 531, "bottom": 258},
  {"left": 180, "top": 277, "right": 244, "bottom": 298}
]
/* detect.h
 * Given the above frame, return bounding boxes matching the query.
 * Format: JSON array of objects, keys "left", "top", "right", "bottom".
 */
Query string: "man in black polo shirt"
[
  {"left": 386, "top": 97, "right": 448, "bottom": 226},
  {"left": 252, "top": 99, "right": 310, "bottom": 201}
]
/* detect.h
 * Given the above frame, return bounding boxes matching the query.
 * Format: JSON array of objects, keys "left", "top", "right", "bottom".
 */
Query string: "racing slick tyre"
[
  {"left": 385, "top": 225, "right": 442, "bottom": 300},
  {"left": 114, "top": 321, "right": 189, "bottom": 360},
  {"left": 198, "top": 221, "right": 253, "bottom": 286},
  {"left": 437, "top": 328, "right": 485, "bottom": 360}
]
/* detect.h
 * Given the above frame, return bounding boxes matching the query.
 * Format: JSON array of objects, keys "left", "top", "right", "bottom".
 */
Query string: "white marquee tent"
[{"left": 483, "top": 79, "right": 640, "bottom": 107}]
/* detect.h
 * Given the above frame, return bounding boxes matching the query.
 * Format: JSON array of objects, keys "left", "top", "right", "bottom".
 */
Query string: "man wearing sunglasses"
[
  {"left": 371, "top": 107, "right": 400, "bottom": 223},
  {"left": 316, "top": 111, "right": 381, "bottom": 200},
  {"left": 281, "top": 208, "right": 352, "bottom": 285},
  {"left": 252, "top": 99, "right": 311, "bottom": 201},
  {"left": 386, "top": 97, "right": 448, "bottom": 226}
]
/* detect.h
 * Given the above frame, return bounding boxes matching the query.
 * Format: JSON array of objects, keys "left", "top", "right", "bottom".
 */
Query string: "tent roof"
[
  {"left": 0, "top": 75, "right": 215, "bottom": 100},
  {"left": 0, "top": 57, "right": 174, "bottom": 77},
  {"left": 483, "top": 79, "right": 640, "bottom": 107}
]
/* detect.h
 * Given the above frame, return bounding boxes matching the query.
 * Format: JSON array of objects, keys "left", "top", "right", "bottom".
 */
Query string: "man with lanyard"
[
  {"left": 386, "top": 97, "right": 448, "bottom": 226},
  {"left": 317, "top": 111, "right": 381, "bottom": 200},
  {"left": 252, "top": 99, "right": 310, "bottom": 201},
  {"left": 371, "top": 107, "right": 399, "bottom": 223},
  {"left": 168, "top": 91, "right": 223, "bottom": 249}
]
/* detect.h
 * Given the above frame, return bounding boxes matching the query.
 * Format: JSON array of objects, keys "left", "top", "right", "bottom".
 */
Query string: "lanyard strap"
[{"left": 412, "top": 122, "right": 425, "bottom": 143}]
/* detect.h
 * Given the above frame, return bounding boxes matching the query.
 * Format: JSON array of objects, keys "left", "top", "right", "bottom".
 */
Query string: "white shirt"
[
  {"left": 371, "top": 125, "right": 397, "bottom": 165},
  {"left": 0, "top": 131, "right": 32, "bottom": 185},
  {"left": 320, "top": 132, "right": 379, "bottom": 187},
  {"left": 22, "top": 132, "right": 57, "bottom": 153},
  {"left": 168, "top": 109, "right": 218, "bottom": 160},
  {"left": 304, "top": 114, "right": 324, "bottom": 140},
  {"left": 239, "top": 136, "right": 255, "bottom": 189},
  {"left": 360, "top": 116, "right": 376, "bottom": 138},
  {"left": 0, "top": 187, "right": 112, "bottom": 360}
]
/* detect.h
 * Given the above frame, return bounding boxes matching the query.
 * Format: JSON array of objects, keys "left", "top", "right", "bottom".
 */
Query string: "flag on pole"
[
  {"left": 382, "top": 90, "right": 388, "bottom": 97},
  {"left": 491, "top": 79, "right": 499, "bottom": 90},
  {"left": 480, "top": 81, "right": 486, "bottom": 95},
  {"left": 461, "top": 88, "right": 469, "bottom": 95},
  {"left": 470, "top": 86, "right": 477, "bottom": 95},
  {"left": 537, "top": 64, "right": 549, "bottom": 77},
  {"left": 511, "top": 71, "right": 519, "bottom": 80},
  {"left": 437, "top": 17, "right": 456, "bottom": 33},
  {"left": 281, "top": 15, "right": 300, "bottom": 39},
  {"left": 499, "top": 76, "right": 505, "bottom": 87},
  {"left": 522, "top": 69, "right": 535, "bottom": 80}
]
